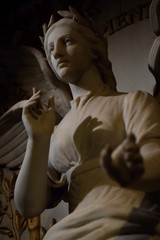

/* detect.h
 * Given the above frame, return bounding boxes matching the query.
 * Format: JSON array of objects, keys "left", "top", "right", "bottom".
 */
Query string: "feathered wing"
[{"left": 0, "top": 45, "right": 72, "bottom": 169}]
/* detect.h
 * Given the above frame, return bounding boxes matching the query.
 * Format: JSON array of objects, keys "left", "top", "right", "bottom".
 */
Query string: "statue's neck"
[{"left": 69, "top": 65, "right": 107, "bottom": 99}]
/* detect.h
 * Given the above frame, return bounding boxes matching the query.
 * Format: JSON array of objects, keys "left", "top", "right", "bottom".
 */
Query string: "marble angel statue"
[{"left": 0, "top": 0, "right": 160, "bottom": 239}]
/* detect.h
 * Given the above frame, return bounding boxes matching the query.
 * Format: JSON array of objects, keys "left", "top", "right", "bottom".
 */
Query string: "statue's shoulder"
[
  {"left": 124, "top": 90, "right": 155, "bottom": 102},
  {"left": 123, "top": 91, "right": 159, "bottom": 113}
]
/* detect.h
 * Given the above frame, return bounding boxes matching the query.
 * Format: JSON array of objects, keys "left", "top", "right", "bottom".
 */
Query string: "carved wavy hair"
[{"left": 40, "top": 7, "right": 117, "bottom": 91}]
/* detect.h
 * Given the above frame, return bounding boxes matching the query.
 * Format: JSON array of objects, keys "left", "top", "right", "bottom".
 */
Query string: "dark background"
[{"left": 0, "top": 0, "right": 102, "bottom": 48}]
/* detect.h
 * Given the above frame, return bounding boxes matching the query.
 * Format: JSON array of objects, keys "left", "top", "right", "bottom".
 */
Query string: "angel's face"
[{"left": 46, "top": 23, "right": 94, "bottom": 83}]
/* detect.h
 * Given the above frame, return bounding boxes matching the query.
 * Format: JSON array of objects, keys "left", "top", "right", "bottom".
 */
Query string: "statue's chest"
[
  {"left": 50, "top": 95, "right": 126, "bottom": 172},
  {"left": 56, "top": 96, "right": 125, "bottom": 155}
]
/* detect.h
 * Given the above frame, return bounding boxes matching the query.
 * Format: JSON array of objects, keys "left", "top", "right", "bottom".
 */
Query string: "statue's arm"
[
  {"left": 101, "top": 91, "right": 160, "bottom": 191},
  {"left": 14, "top": 135, "right": 52, "bottom": 218},
  {"left": 125, "top": 92, "right": 160, "bottom": 192},
  {"left": 14, "top": 90, "right": 55, "bottom": 218}
]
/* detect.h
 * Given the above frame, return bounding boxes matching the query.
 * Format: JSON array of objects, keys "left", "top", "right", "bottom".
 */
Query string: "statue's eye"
[
  {"left": 64, "top": 37, "right": 72, "bottom": 45},
  {"left": 50, "top": 47, "right": 54, "bottom": 52}
]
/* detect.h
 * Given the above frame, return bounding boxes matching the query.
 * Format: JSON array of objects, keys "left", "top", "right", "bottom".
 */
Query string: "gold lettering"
[
  {"left": 112, "top": 14, "right": 129, "bottom": 31},
  {"left": 104, "top": 20, "right": 115, "bottom": 35},
  {"left": 127, "top": 7, "right": 142, "bottom": 23},
  {"left": 104, "top": 1, "right": 151, "bottom": 35}
]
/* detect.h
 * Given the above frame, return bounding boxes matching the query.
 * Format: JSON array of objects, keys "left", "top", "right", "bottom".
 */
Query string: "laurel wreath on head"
[
  {"left": 39, "top": 6, "right": 117, "bottom": 91},
  {"left": 39, "top": 6, "right": 107, "bottom": 47}
]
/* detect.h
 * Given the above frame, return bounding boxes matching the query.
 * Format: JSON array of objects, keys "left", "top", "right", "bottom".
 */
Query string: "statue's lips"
[{"left": 57, "top": 60, "right": 69, "bottom": 68}]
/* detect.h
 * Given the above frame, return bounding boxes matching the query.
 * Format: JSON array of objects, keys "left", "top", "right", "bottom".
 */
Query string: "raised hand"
[
  {"left": 22, "top": 88, "right": 55, "bottom": 140},
  {"left": 100, "top": 133, "right": 145, "bottom": 186}
]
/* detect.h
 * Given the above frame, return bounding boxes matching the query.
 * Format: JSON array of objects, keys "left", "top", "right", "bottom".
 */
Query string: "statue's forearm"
[{"left": 14, "top": 137, "right": 51, "bottom": 218}]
